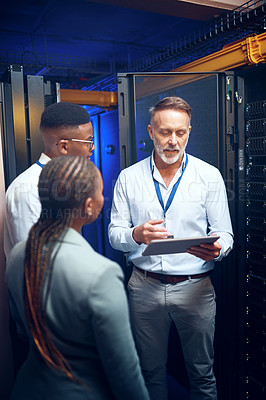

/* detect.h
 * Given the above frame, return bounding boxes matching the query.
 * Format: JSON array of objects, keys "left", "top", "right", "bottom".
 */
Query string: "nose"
[
  {"left": 168, "top": 133, "right": 178, "bottom": 145},
  {"left": 91, "top": 143, "right": 95, "bottom": 151}
]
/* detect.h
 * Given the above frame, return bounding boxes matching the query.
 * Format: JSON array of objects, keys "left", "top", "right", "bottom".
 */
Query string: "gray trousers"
[{"left": 128, "top": 267, "right": 217, "bottom": 400}]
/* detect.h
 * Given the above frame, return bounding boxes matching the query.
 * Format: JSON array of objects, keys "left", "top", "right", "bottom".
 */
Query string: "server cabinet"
[
  {"left": 0, "top": 65, "right": 59, "bottom": 188},
  {"left": 82, "top": 110, "right": 124, "bottom": 267},
  {"left": 236, "top": 65, "right": 266, "bottom": 399},
  {"left": 117, "top": 71, "right": 238, "bottom": 400},
  {"left": 0, "top": 66, "right": 120, "bottom": 267}
]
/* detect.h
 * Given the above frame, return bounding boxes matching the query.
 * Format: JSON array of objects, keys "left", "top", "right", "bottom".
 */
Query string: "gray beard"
[{"left": 154, "top": 140, "right": 187, "bottom": 165}]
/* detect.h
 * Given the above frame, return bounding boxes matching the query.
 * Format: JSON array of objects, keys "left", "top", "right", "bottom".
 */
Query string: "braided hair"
[{"left": 24, "top": 156, "right": 99, "bottom": 382}]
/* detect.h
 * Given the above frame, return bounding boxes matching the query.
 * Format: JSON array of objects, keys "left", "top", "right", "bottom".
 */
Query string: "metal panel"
[
  {"left": 117, "top": 72, "right": 230, "bottom": 170},
  {"left": 235, "top": 75, "right": 246, "bottom": 399},
  {"left": 117, "top": 74, "right": 137, "bottom": 170},
  {"left": 134, "top": 73, "right": 221, "bottom": 167},
  {"left": 82, "top": 110, "right": 125, "bottom": 267},
  {"left": 44, "top": 81, "right": 60, "bottom": 107},
  {"left": 9, "top": 65, "right": 28, "bottom": 174},
  {"left": 27, "top": 75, "right": 45, "bottom": 163},
  {"left": 99, "top": 109, "right": 125, "bottom": 266},
  {"left": 1, "top": 66, "right": 59, "bottom": 186},
  {"left": 0, "top": 82, "right": 17, "bottom": 187}
]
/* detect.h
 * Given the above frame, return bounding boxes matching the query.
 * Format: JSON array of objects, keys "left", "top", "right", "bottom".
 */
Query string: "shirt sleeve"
[
  {"left": 108, "top": 172, "right": 140, "bottom": 253},
  {"left": 4, "top": 179, "right": 41, "bottom": 256},
  {"left": 90, "top": 263, "right": 150, "bottom": 400},
  {"left": 205, "top": 169, "right": 234, "bottom": 260}
]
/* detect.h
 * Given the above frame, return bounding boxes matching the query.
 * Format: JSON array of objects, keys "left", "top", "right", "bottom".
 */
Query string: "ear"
[
  {"left": 57, "top": 139, "right": 69, "bottom": 155},
  {"left": 84, "top": 197, "right": 93, "bottom": 218},
  {"left": 147, "top": 124, "right": 154, "bottom": 141}
]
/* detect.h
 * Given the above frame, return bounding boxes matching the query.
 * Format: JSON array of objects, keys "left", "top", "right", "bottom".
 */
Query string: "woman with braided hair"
[{"left": 5, "top": 156, "right": 149, "bottom": 400}]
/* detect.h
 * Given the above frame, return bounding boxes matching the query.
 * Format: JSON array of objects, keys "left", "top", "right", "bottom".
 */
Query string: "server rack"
[
  {"left": 234, "top": 64, "right": 266, "bottom": 399},
  {"left": 117, "top": 71, "right": 238, "bottom": 400},
  {"left": 0, "top": 64, "right": 119, "bottom": 263},
  {"left": 244, "top": 100, "right": 266, "bottom": 399},
  {"left": 0, "top": 64, "right": 59, "bottom": 188}
]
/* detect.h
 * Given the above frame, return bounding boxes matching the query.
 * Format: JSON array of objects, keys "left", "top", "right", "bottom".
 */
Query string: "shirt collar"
[
  {"left": 39, "top": 153, "right": 51, "bottom": 165},
  {"left": 150, "top": 150, "right": 187, "bottom": 186}
]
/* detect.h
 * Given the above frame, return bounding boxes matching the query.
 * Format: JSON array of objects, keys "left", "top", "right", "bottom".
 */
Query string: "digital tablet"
[{"left": 142, "top": 235, "right": 220, "bottom": 256}]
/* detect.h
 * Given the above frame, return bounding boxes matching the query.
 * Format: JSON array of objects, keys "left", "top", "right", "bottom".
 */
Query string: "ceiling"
[{"left": 0, "top": 0, "right": 264, "bottom": 91}]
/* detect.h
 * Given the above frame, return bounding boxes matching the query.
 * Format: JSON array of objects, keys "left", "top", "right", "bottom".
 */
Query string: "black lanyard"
[{"left": 150, "top": 154, "right": 188, "bottom": 218}]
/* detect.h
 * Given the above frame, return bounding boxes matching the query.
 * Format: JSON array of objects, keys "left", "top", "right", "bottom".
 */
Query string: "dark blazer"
[{"left": 6, "top": 228, "right": 149, "bottom": 400}]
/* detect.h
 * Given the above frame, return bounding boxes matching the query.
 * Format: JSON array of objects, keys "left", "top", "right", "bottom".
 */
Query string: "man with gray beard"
[{"left": 108, "top": 97, "right": 233, "bottom": 400}]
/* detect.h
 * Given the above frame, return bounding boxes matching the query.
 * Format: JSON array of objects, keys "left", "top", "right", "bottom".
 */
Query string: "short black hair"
[{"left": 40, "top": 102, "right": 90, "bottom": 129}]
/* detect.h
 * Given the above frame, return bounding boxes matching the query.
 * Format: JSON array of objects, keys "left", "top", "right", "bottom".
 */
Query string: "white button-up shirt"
[
  {"left": 4, "top": 153, "right": 51, "bottom": 257},
  {"left": 108, "top": 153, "right": 234, "bottom": 275}
]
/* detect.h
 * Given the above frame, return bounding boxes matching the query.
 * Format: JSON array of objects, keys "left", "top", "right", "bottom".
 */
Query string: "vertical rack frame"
[
  {"left": 117, "top": 73, "right": 137, "bottom": 170},
  {"left": 235, "top": 75, "right": 246, "bottom": 399},
  {"left": 9, "top": 65, "right": 28, "bottom": 175},
  {"left": 27, "top": 75, "right": 45, "bottom": 164}
]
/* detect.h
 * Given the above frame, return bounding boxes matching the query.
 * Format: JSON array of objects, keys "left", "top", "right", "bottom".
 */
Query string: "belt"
[{"left": 135, "top": 266, "right": 210, "bottom": 284}]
